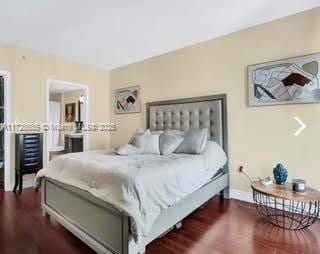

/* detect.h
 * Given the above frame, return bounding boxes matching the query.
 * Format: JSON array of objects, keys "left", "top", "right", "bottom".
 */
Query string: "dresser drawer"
[
  {"left": 24, "top": 151, "right": 39, "bottom": 157},
  {"left": 24, "top": 156, "right": 40, "bottom": 163},
  {"left": 24, "top": 142, "right": 40, "bottom": 149},
  {"left": 16, "top": 133, "right": 43, "bottom": 173},
  {"left": 24, "top": 138, "right": 39, "bottom": 144},
  {"left": 24, "top": 134, "right": 39, "bottom": 139},
  {"left": 23, "top": 162, "right": 42, "bottom": 171},
  {"left": 24, "top": 147, "right": 40, "bottom": 153}
]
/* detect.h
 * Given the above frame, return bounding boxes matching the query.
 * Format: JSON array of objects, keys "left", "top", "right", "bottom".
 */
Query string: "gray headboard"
[{"left": 146, "top": 94, "right": 228, "bottom": 154}]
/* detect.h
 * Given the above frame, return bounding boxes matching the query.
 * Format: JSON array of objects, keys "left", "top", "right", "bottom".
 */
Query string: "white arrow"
[{"left": 294, "top": 116, "right": 306, "bottom": 136}]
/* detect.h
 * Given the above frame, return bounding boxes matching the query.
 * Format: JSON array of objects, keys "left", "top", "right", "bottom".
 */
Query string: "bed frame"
[{"left": 41, "top": 94, "right": 229, "bottom": 254}]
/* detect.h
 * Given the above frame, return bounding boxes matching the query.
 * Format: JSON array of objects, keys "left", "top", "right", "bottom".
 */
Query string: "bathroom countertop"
[{"left": 65, "top": 133, "right": 83, "bottom": 138}]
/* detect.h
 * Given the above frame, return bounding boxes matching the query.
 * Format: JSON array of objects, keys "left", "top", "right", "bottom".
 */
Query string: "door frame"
[
  {"left": 0, "top": 70, "right": 11, "bottom": 191},
  {"left": 46, "top": 79, "right": 89, "bottom": 166}
]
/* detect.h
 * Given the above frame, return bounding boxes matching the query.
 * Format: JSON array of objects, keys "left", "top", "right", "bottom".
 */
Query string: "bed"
[{"left": 39, "top": 94, "right": 229, "bottom": 254}]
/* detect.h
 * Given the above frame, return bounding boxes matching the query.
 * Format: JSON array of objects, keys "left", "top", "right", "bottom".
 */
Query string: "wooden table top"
[{"left": 251, "top": 181, "right": 320, "bottom": 202}]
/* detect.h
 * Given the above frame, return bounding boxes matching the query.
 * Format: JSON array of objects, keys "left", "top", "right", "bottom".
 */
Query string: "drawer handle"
[
  {"left": 25, "top": 153, "right": 39, "bottom": 157},
  {"left": 24, "top": 162, "right": 40, "bottom": 167},
  {"left": 24, "top": 135, "right": 39, "bottom": 139},
  {"left": 24, "top": 140, "right": 39, "bottom": 144},
  {"left": 24, "top": 157, "right": 40, "bottom": 161},
  {"left": 24, "top": 144, "right": 39, "bottom": 148}
]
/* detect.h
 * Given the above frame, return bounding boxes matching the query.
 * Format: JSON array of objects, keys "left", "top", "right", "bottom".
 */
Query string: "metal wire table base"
[{"left": 252, "top": 188, "right": 320, "bottom": 230}]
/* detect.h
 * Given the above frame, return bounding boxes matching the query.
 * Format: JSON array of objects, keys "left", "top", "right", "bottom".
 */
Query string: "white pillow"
[
  {"left": 116, "top": 144, "right": 139, "bottom": 156},
  {"left": 202, "top": 141, "right": 227, "bottom": 170},
  {"left": 132, "top": 134, "right": 160, "bottom": 154},
  {"left": 129, "top": 128, "right": 151, "bottom": 145},
  {"left": 174, "top": 128, "right": 208, "bottom": 154},
  {"left": 159, "top": 130, "right": 184, "bottom": 155}
]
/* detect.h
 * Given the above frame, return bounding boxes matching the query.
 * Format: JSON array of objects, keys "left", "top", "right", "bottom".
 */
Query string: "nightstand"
[{"left": 252, "top": 181, "right": 320, "bottom": 230}]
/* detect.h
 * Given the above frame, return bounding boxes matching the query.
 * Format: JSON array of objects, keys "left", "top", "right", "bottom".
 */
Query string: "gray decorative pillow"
[
  {"left": 150, "top": 130, "right": 164, "bottom": 135},
  {"left": 116, "top": 144, "right": 139, "bottom": 156},
  {"left": 151, "top": 129, "right": 184, "bottom": 136},
  {"left": 159, "top": 130, "right": 184, "bottom": 155},
  {"left": 129, "top": 128, "right": 151, "bottom": 145},
  {"left": 132, "top": 134, "right": 160, "bottom": 154},
  {"left": 169, "top": 129, "right": 185, "bottom": 137},
  {"left": 174, "top": 128, "right": 208, "bottom": 154}
]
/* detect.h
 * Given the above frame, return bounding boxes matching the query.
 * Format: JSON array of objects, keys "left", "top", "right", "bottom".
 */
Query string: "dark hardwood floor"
[{"left": 0, "top": 188, "right": 319, "bottom": 254}]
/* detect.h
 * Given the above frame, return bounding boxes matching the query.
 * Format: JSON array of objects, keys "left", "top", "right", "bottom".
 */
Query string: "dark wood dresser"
[{"left": 14, "top": 133, "right": 43, "bottom": 194}]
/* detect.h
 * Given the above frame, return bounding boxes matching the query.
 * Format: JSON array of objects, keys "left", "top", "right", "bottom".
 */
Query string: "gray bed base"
[
  {"left": 41, "top": 94, "right": 229, "bottom": 254},
  {"left": 41, "top": 174, "right": 228, "bottom": 254}
]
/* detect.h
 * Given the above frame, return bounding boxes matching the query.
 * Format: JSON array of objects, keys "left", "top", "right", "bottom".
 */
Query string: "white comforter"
[{"left": 35, "top": 141, "right": 227, "bottom": 242}]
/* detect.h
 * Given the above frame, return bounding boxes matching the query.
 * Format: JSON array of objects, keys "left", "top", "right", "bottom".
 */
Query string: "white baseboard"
[
  {"left": 229, "top": 188, "right": 253, "bottom": 203},
  {"left": 23, "top": 179, "right": 34, "bottom": 189},
  {"left": 7, "top": 179, "right": 34, "bottom": 191}
]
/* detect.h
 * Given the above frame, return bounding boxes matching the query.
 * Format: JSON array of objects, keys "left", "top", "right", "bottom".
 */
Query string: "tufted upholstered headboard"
[{"left": 146, "top": 94, "right": 228, "bottom": 155}]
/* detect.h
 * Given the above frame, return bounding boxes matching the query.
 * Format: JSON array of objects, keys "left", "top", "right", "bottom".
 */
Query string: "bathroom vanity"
[{"left": 64, "top": 134, "right": 83, "bottom": 153}]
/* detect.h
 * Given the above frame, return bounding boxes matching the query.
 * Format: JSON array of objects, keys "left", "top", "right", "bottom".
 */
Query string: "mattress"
[{"left": 35, "top": 141, "right": 227, "bottom": 243}]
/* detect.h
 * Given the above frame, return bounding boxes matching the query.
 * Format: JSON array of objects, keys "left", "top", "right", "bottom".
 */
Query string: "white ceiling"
[{"left": 0, "top": 1, "right": 319, "bottom": 70}]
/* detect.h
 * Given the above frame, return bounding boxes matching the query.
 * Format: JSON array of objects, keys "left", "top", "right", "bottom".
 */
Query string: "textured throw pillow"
[
  {"left": 174, "top": 128, "right": 208, "bottom": 154},
  {"left": 129, "top": 128, "right": 151, "bottom": 145},
  {"left": 159, "top": 130, "right": 184, "bottom": 155},
  {"left": 116, "top": 144, "right": 139, "bottom": 156},
  {"left": 132, "top": 134, "right": 160, "bottom": 154}
]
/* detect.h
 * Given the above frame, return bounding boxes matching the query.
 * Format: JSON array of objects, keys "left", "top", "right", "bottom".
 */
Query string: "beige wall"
[
  {"left": 0, "top": 42, "right": 110, "bottom": 186},
  {"left": 110, "top": 8, "right": 320, "bottom": 192},
  {"left": 49, "top": 94, "right": 61, "bottom": 102}
]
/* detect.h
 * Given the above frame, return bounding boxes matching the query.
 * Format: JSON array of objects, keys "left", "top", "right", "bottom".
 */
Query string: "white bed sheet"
[{"left": 35, "top": 141, "right": 227, "bottom": 242}]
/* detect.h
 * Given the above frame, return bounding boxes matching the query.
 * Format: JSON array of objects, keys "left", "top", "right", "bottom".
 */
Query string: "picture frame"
[
  {"left": 248, "top": 53, "right": 320, "bottom": 106},
  {"left": 65, "top": 103, "right": 76, "bottom": 122},
  {"left": 115, "top": 86, "right": 140, "bottom": 114}
]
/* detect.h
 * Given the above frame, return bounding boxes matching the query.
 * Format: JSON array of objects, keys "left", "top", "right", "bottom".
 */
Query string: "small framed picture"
[
  {"left": 115, "top": 86, "right": 140, "bottom": 114},
  {"left": 65, "top": 103, "right": 76, "bottom": 122}
]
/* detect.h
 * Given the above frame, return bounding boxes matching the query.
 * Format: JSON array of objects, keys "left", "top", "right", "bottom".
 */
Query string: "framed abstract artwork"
[
  {"left": 248, "top": 53, "right": 320, "bottom": 106},
  {"left": 115, "top": 86, "right": 140, "bottom": 114}
]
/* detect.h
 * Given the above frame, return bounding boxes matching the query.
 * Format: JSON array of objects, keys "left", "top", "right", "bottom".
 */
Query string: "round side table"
[{"left": 251, "top": 181, "right": 320, "bottom": 230}]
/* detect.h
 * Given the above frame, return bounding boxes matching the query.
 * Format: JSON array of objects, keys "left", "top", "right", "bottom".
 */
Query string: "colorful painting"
[
  {"left": 248, "top": 53, "right": 320, "bottom": 106},
  {"left": 115, "top": 86, "right": 140, "bottom": 114},
  {"left": 65, "top": 103, "right": 76, "bottom": 122}
]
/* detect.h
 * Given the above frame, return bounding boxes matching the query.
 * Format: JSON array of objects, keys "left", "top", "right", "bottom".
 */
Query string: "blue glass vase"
[{"left": 273, "top": 163, "right": 288, "bottom": 185}]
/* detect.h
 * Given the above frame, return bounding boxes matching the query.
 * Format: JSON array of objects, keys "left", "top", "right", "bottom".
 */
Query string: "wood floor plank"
[{"left": 0, "top": 187, "right": 319, "bottom": 254}]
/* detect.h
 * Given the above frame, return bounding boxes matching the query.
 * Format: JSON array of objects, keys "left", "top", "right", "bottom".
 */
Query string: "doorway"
[
  {"left": 0, "top": 70, "right": 11, "bottom": 191},
  {"left": 46, "top": 79, "right": 89, "bottom": 165}
]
